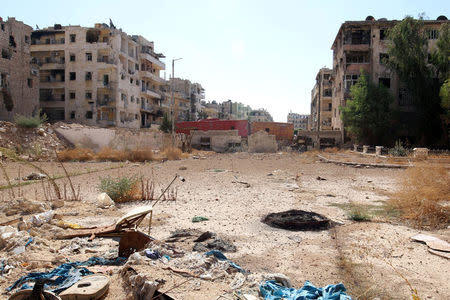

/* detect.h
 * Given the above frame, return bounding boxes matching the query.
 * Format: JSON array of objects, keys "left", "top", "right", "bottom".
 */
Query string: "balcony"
[
  {"left": 141, "top": 87, "right": 161, "bottom": 99},
  {"left": 40, "top": 78, "right": 65, "bottom": 88},
  {"left": 140, "top": 102, "right": 154, "bottom": 112},
  {"left": 97, "top": 81, "right": 117, "bottom": 90},
  {"left": 97, "top": 98, "right": 115, "bottom": 107},
  {"left": 139, "top": 70, "right": 164, "bottom": 84},
  {"left": 140, "top": 52, "right": 165, "bottom": 69},
  {"left": 97, "top": 57, "right": 116, "bottom": 65}
]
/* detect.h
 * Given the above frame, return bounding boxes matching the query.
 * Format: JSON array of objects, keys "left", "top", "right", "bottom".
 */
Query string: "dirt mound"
[{"left": 0, "top": 121, "right": 70, "bottom": 160}]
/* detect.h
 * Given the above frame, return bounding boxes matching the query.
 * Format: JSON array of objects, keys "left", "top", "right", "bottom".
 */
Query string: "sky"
[{"left": 3, "top": 0, "right": 449, "bottom": 121}]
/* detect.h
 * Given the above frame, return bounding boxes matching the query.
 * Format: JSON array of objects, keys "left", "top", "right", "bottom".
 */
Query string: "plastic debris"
[
  {"left": 260, "top": 280, "right": 351, "bottom": 300},
  {"left": 192, "top": 216, "right": 209, "bottom": 223}
]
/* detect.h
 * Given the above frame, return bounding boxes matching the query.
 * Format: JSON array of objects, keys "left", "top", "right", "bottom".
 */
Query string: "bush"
[
  {"left": 161, "top": 147, "right": 183, "bottom": 160},
  {"left": 96, "top": 147, "right": 127, "bottom": 162},
  {"left": 159, "top": 113, "right": 172, "bottom": 133},
  {"left": 348, "top": 204, "right": 372, "bottom": 222},
  {"left": 57, "top": 148, "right": 95, "bottom": 161},
  {"left": 128, "top": 148, "right": 154, "bottom": 162},
  {"left": 390, "top": 164, "right": 450, "bottom": 228},
  {"left": 389, "top": 140, "right": 409, "bottom": 157},
  {"left": 14, "top": 113, "right": 48, "bottom": 128},
  {"left": 97, "top": 175, "right": 139, "bottom": 203}
]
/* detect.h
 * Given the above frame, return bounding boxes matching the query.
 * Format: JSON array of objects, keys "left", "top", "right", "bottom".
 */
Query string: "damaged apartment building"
[
  {"left": 330, "top": 15, "right": 449, "bottom": 137},
  {"left": 0, "top": 17, "right": 39, "bottom": 121},
  {"left": 310, "top": 68, "right": 332, "bottom": 131},
  {"left": 169, "top": 77, "right": 205, "bottom": 121},
  {"left": 30, "top": 22, "right": 165, "bottom": 128}
]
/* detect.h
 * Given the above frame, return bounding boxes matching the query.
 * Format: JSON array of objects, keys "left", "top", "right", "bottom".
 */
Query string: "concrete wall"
[
  {"left": 55, "top": 124, "right": 170, "bottom": 151},
  {"left": 191, "top": 130, "right": 241, "bottom": 153},
  {"left": 248, "top": 130, "right": 277, "bottom": 153}
]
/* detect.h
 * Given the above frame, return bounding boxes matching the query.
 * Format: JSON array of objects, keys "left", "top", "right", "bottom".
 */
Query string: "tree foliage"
[
  {"left": 386, "top": 16, "right": 446, "bottom": 145},
  {"left": 341, "top": 73, "right": 394, "bottom": 145},
  {"left": 159, "top": 113, "right": 172, "bottom": 133}
]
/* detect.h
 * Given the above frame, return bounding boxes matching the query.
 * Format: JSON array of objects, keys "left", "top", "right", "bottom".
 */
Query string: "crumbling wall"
[
  {"left": 248, "top": 130, "right": 278, "bottom": 153},
  {"left": 191, "top": 130, "right": 241, "bottom": 152},
  {"left": 54, "top": 123, "right": 170, "bottom": 151}
]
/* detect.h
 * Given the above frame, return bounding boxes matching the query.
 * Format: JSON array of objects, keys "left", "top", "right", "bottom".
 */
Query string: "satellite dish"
[
  {"left": 437, "top": 15, "right": 448, "bottom": 20},
  {"left": 366, "top": 16, "right": 375, "bottom": 21}
]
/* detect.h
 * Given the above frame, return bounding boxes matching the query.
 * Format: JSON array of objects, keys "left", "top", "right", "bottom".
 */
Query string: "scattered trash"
[
  {"left": 232, "top": 181, "right": 251, "bottom": 188},
  {"left": 31, "top": 210, "right": 55, "bottom": 227},
  {"left": 8, "top": 278, "right": 62, "bottom": 300},
  {"left": 316, "top": 176, "right": 327, "bottom": 181},
  {"left": 205, "top": 250, "right": 245, "bottom": 273},
  {"left": 56, "top": 220, "right": 82, "bottom": 229},
  {"left": 262, "top": 210, "right": 331, "bottom": 231},
  {"left": 2, "top": 197, "right": 48, "bottom": 216},
  {"left": 326, "top": 194, "right": 336, "bottom": 197},
  {"left": 260, "top": 280, "right": 351, "bottom": 300},
  {"left": 120, "top": 266, "right": 168, "bottom": 300},
  {"left": 411, "top": 234, "right": 450, "bottom": 259},
  {"left": 145, "top": 249, "right": 162, "bottom": 260},
  {"left": 192, "top": 216, "right": 209, "bottom": 223},
  {"left": 97, "top": 192, "right": 115, "bottom": 208},
  {"left": 194, "top": 237, "right": 237, "bottom": 253},
  {"left": 59, "top": 274, "right": 110, "bottom": 300},
  {"left": 263, "top": 273, "right": 292, "bottom": 288},
  {"left": 194, "top": 231, "right": 216, "bottom": 243},
  {"left": 179, "top": 166, "right": 187, "bottom": 170},
  {"left": 7, "top": 257, "right": 126, "bottom": 294},
  {"left": 22, "top": 172, "right": 47, "bottom": 181},
  {"left": 229, "top": 272, "right": 246, "bottom": 290},
  {"left": 0, "top": 226, "right": 31, "bottom": 254}
]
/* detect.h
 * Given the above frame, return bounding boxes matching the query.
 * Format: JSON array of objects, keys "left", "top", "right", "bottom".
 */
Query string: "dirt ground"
[{"left": 0, "top": 152, "right": 449, "bottom": 299}]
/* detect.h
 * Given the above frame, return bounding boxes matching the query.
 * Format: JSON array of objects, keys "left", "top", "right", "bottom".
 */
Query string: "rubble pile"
[{"left": 0, "top": 121, "right": 70, "bottom": 160}]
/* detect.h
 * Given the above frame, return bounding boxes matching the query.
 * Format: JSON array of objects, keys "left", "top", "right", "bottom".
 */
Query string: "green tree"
[
  {"left": 386, "top": 16, "right": 444, "bottom": 145},
  {"left": 440, "top": 78, "right": 450, "bottom": 136},
  {"left": 159, "top": 113, "right": 172, "bottom": 133},
  {"left": 341, "top": 73, "right": 394, "bottom": 145}
]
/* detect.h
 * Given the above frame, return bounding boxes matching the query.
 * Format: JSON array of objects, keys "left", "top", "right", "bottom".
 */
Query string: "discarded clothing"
[
  {"left": 192, "top": 216, "right": 209, "bottom": 223},
  {"left": 6, "top": 256, "right": 126, "bottom": 294},
  {"left": 260, "top": 280, "right": 351, "bottom": 300},
  {"left": 145, "top": 249, "right": 161, "bottom": 260},
  {"left": 205, "top": 250, "right": 245, "bottom": 273}
]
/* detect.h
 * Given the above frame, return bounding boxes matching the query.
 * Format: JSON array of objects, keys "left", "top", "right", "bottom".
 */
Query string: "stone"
[
  {"left": 97, "top": 193, "right": 115, "bottom": 208},
  {"left": 362, "top": 145, "right": 369, "bottom": 154},
  {"left": 375, "top": 146, "right": 383, "bottom": 156}
]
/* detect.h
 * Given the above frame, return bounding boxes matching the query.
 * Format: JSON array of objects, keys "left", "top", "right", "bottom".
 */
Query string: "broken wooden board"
[
  {"left": 59, "top": 274, "right": 109, "bottom": 300},
  {"left": 411, "top": 234, "right": 450, "bottom": 253},
  {"left": 428, "top": 248, "right": 450, "bottom": 259}
]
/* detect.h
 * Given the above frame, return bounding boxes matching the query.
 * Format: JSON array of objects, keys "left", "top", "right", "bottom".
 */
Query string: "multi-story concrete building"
[
  {"left": 169, "top": 78, "right": 205, "bottom": 121},
  {"left": 310, "top": 68, "right": 332, "bottom": 131},
  {"left": 248, "top": 109, "right": 273, "bottom": 122},
  {"left": 0, "top": 17, "right": 39, "bottom": 121},
  {"left": 287, "top": 112, "right": 309, "bottom": 131},
  {"left": 30, "top": 22, "right": 165, "bottom": 128},
  {"left": 199, "top": 100, "right": 220, "bottom": 119},
  {"left": 331, "top": 16, "right": 449, "bottom": 134}
]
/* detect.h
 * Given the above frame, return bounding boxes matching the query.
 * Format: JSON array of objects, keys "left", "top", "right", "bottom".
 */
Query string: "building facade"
[
  {"left": 30, "top": 22, "right": 165, "bottom": 128},
  {"left": 331, "top": 16, "right": 449, "bottom": 133},
  {"left": 310, "top": 68, "right": 332, "bottom": 131},
  {"left": 0, "top": 17, "right": 39, "bottom": 121},
  {"left": 287, "top": 112, "right": 309, "bottom": 131},
  {"left": 169, "top": 77, "right": 205, "bottom": 121},
  {"left": 248, "top": 109, "right": 273, "bottom": 122}
]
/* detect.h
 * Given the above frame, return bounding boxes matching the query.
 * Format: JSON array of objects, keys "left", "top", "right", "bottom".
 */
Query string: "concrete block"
[
  {"left": 413, "top": 147, "right": 428, "bottom": 158},
  {"left": 362, "top": 145, "right": 369, "bottom": 154},
  {"left": 353, "top": 144, "right": 358, "bottom": 152},
  {"left": 375, "top": 146, "right": 383, "bottom": 156}
]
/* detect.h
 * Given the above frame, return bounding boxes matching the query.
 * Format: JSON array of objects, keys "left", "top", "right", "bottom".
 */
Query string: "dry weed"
[
  {"left": 161, "top": 147, "right": 185, "bottom": 160},
  {"left": 57, "top": 148, "right": 95, "bottom": 162},
  {"left": 390, "top": 163, "right": 450, "bottom": 229},
  {"left": 96, "top": 147, "right": 128, "bottom": 162},
  {"left": 128, "top": 148, "right": 154, "bottom": 162},
  {"left": 323, "top": 147, "right": 339, "bottom": 153}
]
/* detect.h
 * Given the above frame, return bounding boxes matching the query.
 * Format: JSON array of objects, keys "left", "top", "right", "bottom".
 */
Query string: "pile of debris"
[{"left": 0, "top": 121, "right": 70, "bottom": 161}]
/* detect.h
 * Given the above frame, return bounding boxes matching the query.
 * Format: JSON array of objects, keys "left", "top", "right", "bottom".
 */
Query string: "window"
[
  {"left": 1, "top": 49, "right": 11, "bottom": 59},
  {"left": 70, "top": 111, "right": 75, "bottom": 119},
  {"left": 131, "top": 96, "right": 134, "bottom": 102},
  {"left": 121, "top": 93, "right": 126, "bottom": 101},
  {"left": 70, "top": 92, "right": 76, "bottom": 99},
  {"left": 323, "top": 74, "right": 330, "bottom": 80},
  {"left": 344, "top": 30, "right": 371, "bottom": 45},
  {"left": 265, "top": 128, "right": 270, "bottom": 133},
  {"left": 0, "top": 73, "right": 7, "bottom": 88},
  {"left": 328, "top": 103, "right": 332, "bottom": 111},
  {"left": 135, "top": 114, "right": 138, "bottom": 120},
  {"left": 379, "top": 78, "right": 391, "bottom": 88},
  {"left": 103, "top": 74, "right": 109, "bottom": 85},
  {"left": 427, "top": 29, "right": 439, "bottom": 40},
  {"left": 86, "top": 92, "right": 92, "bottom": 99},
  {"left": 130, "top": 78, "right": 133, "bottom": 84},
  {"left": 346, "top": 51, "right": 369, "bottom": 64},
  {"left": 379, "top": 53, "right": 389, "bottom": 65},
  {"left": 25, "top": 36, "right": 30, "bottom": 44},
  {"left": 86, "top": 111, "right": 93, "bottom": 119},
  {"left": 380, "top": 29, "right": 386, "bottom": 40},
  {"left": 86, "top": 52, "right": 92, "bottom": 61},
  {"left": 61, "top": 94, "right": 65, "bottom": 101},
  {"left": 323, "top": 89, "right": 332, "bottom": 97},
  {"left": 399, "top": 87, "right": 413, "bottom": 106},
  {"left": 85, "top": 72, "right": 92, "bottom": 81},
  {"left": 9, "top": 36, "right": 16, "bottom": 48},
  {"left": 102, "top": 37, "right": 108, "bottom": 43},
  {"left": 344, "top": 74, "right": 359, "bottom": 91},
  {"left": 26, "top": 78, "right": 33, "bottom": 88},
  {"left": 70, "top": 54, "right": 75, "bottom": 62},
  {"left": 69, "top": 72, "right": 76, "bottom": 80},
  {"left": 1, "top": 24, "right": 4, "bottom": 31},
  {"left": 70, "top": 34, "right": 76, "bottom": 42}
]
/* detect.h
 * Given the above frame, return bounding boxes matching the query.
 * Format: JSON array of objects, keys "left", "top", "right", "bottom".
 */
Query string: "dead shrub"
[
  {"left": 128, "top": 148, "right": 154, "bottom": 162},
  {"left": 57, "top": 148, "right": 95, "bottom": 162},
  {"left": 161, "top": 147, "right": 184, "bottom": 160},
  {"left": 323, "top": 147, "right": 339, "bottom": 153},
  {"left": 96, "top": 147, "right": 127, "bottom": 162},
  {"left": 390, "top": 164, "right": 450, "bottom": 229}
]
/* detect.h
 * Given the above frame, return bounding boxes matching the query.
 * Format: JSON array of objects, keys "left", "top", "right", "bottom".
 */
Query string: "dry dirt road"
[{"left": 1, "top": 152, "right": 449, "bottom": 299}]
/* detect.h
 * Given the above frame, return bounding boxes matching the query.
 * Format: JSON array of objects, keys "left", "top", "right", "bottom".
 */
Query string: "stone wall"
[{"left": 248, "top": 130, "right": 277, "bottom": 153}]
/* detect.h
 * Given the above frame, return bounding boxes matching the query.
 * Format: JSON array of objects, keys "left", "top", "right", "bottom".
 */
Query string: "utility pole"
[
  {"left": 316, "top": 72, "right": 321, "bottom": 149},
  {"left": 171, "top": 58, "right": 182, "bottom": 145}
]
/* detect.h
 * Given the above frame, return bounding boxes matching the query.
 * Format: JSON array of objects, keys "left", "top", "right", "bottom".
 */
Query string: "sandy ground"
[{"left": 0, "top": 152, "right": 449, "bottom": 299}]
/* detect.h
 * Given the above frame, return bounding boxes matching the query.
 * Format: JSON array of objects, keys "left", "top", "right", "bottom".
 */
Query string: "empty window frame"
[
  {"left": 85, "top": 72, "right": 92, "bottom": 81},
  {"left": 69, "top": 91, "right": 76, "bottom": 99},
  {"left": 346, "top": 51, "right": 369, "bottom": 64},
  {"left": 27, "top": 78, "right": 33, "bottom": 88},
  {"left": 69, "top": 72, "right": 76, "bottom": 80},
  {"left": 70, "top": 34, "right": 76, "bottom": 42},
  {"left": 86, "top": 52, "right": 92, "bottom": 61},
  {"left": 85, "top": 91, "right": 92, "bottom": 99},
  {"left": 426, "top": 29, "right": 439, "bottom": 40},
  {"left": 323, "top": 89, "right": 332, "bottom": 97},
  {"left": 344, "top": 74, "right": 359, "bottom": 91},
  {"left": 379, "top": 77, "right": 391, "bottom": 88},
  {"left": 70, "top": 54, "right": 76, "bottom": 62},
  {"left": 70, "top": 111, "right": 75, "bottom": 119},
  {"left": 399, "top": 87, "right": 413, "bottom": 106},
  {"left": 380, "top": 29, "right": 387, "bottom": 40},
  {"left": 86, "top": 111, "right": 93, "bottom": 119},
  {"left": 379, "top": 53, "right": 389, "bottom": 65}
]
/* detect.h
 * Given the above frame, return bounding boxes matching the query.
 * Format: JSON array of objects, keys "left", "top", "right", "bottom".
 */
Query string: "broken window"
[
  {"left": 27, "top": 78, "right": 33, "bottom": 88},
  {"left": 70, "top": 34, "right": 76, "bottom": 43},
  {"left": 70, "top": 54, "right": 76, "bottom": 62},
  {"left": 86, "top": 92, "right": 92, "bottom": 99},
  {"left": 1, "top": 49, "right": 11, "bottom": 59},
  {"left": 328, "top": 103, "right": 332, "bottom": 111},
  {"left": 86, "top": 52, "right": 92, "bottom": 61},
  {"left": 344, "top": 29, "right": 370, "bottom": 45},
  {"left": 323, "top": 89, "right": 332, "bottom": 97},
  {"left": 69, "top": 72, "right": 76, "bottom": 80},
  {"left": 86, "top": 111, "right": 93, "bottom": 119},
  {"left": 346, "top": 51, "right": 369, "bottom": 64},
  {"left": 25, "top": 35, "right": 30, "bottom": 44},
  {"left": 379, "top": 53, "right": 389, "bottom": 65},
  {"left": 9, "top": 36, "right": 16, "bottom": 48},
  {"left": 86, "top": 29, "right": 100, "bottom": 43},
  {"left": 85, "top": 72, "right": 92, "bottom": 81},
  {"left": 1, "top": 24, "right": 4, "bottom": 31},
  {"left": 426, "top": 29, "right": 439, "bottom": 40},
  {"left": 344, "top": 74, "right": 359, "bottom": 91},
  {"left": 0, "top": 73, "right": 7, "bottom": 88},
  {"left": 379, "top": 78, "right": 391, "bottom": 88},
  {"left": 380, "top": 29, "right": 387, "bottom": 40},
  {"left": 121, "top": 93, "right": 127, "bottom": 101},
  {"left": 70, "top": 111, "right": 75, "bottom": 119},
  {"left": 70, "top": 92, "right": 76, "bottom": 99},
  {"left": 131, "top": 96, "right": 134, "bottom": 102},
  {"left": 102, "top": 37, "right": 108, "bottom": 43},
  {"left": 323, "top": 74, "right": 330, "bottom": 80}
]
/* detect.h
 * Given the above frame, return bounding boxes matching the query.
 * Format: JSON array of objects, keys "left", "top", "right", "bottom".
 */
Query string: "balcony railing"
[
  {"left": 97, "top": 57, "right": 115, "bottom": 64},
  {"left": 97, "top": 98, "right": 114, "bottom": 106},
  {"left": 31, "top": 39, "right": 65, "bottom": 45}
]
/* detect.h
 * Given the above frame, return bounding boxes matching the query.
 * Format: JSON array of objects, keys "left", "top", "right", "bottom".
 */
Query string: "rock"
[
  {"left": 97, "top": 193, "right": 114, "bottom": 208},
  {"left": 1, "top": 197, "right": 47, "bottom": 215},
  {"left": 179, "top": 166, "right": 187, "bottom": 170},
  {"left": 51, "top": 200, "right": 65, "bottom": 209},
  {"left": 19, "top": 155, "right": 30, "bottom": 161},
  {"left": 23, "top": 172, "right": 47, "bottom": 180}
]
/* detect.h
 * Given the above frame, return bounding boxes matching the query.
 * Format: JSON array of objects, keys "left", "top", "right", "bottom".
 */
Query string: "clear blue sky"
[{"left": 3, "top": 1, "right": 449, "bottom": 121}]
